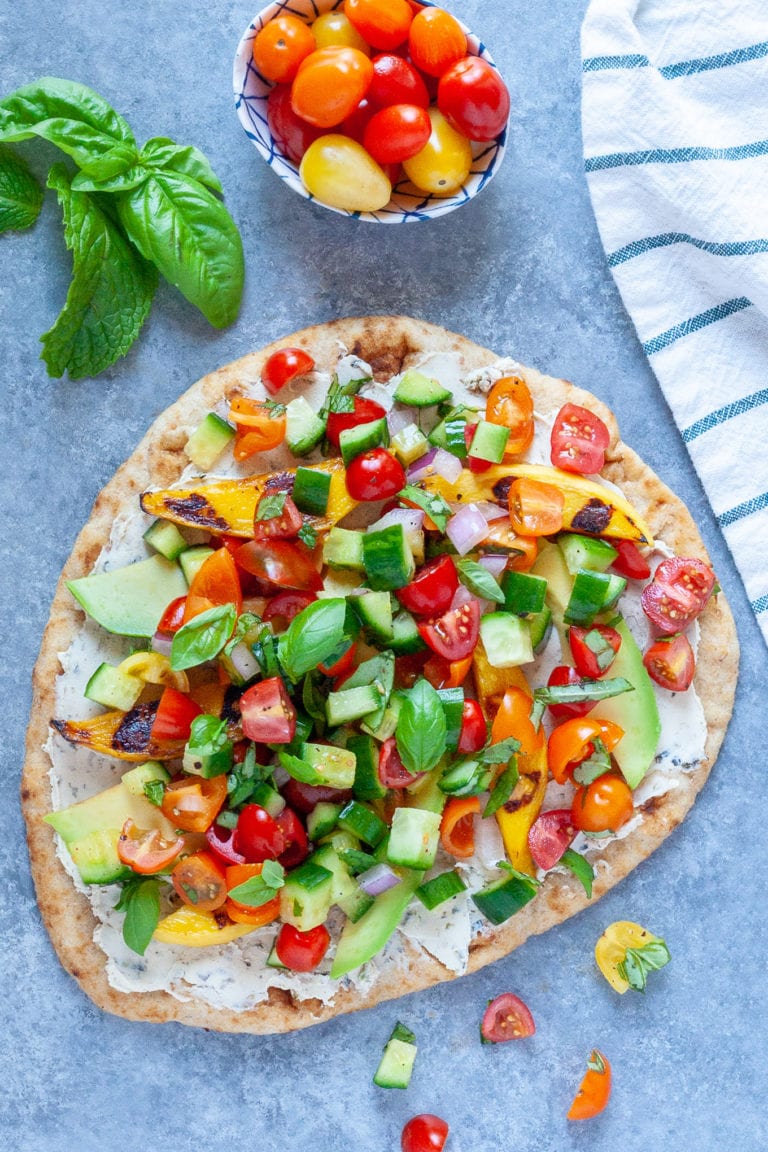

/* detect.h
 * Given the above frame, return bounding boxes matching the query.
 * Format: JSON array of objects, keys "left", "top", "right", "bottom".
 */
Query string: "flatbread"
[{"left": 23, "top": 316, "right": 738, "bottom": 1033}]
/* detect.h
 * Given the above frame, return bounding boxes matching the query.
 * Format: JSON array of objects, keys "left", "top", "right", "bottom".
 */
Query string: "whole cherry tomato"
[
  {"left": 417, "top": 600, "right": 480, "bottom": 661},
  {"left": 401, "top": 1114, "right": 449, "bottom": 1152},
  {"left": 481, "top": 992, "right": 536, "bottom": 1042},
  {"left": 396, "top": 556, "right": 458, "bottom": 617},
  {"left": 508, "top": 477, "right": 565, "bottom": 536},
  {"left": 262, "top": 346, "right": 315, "bottom": 394},
  {"left": 234, "top": 803, "right": 286, "bottom": 863},
  {"left": 300, "top": 135, "right": 392, "bottom": 212},
  {"left": 363, "top": 103, "right": 431, "bottom": 163},
  {"left": 291, "top": 47, "right": 374, "bottom": 129},
  {"left": 267, "top": 84, "right": 326, "bottom": 164},
  {"left": 253, "top": 14, "right": 315, "bottom": 84},
  {"left": 345, "top": 0, "right": 413, "bottom": 51},
  {"left": 408, "top": 7, "right": 466, "bottom": 76},
  {"left": 458, "top": 699, "right": 487, "bottom": 753},
  {"left": 378, "top": 736, "right": 424, "bottom": 788},
  {"left": 550, "top": 403, "right": 611, "bottom": 474},
  {"left": 527, "top": 809, "right": 576, "bottom": 870},
  {"left": 485, "top": 375, "right": 534, "bottom": 456},
  {"left": 402, "top": 107, "right": 472, "bottom": 195},
  {"left": 368, "top": 53, "right": 429, "bottom": 108},
  {"left": 643, "top": 633, "right": 695, "bottom": 691},
  {"left": 171, "top": 851, "right": 228, "bottom": 911},
  {"left": 641, "top": 557, "right": 715, "bottom": 633},
  {"left": 569, "top": 624, "right": 622, "bottom": 679},
  {"left": 311, "top": 10, "right": 370, "bottom": 54},
  {"left": 326, "top": 394, "right": 386, "bottom": 445},
  {"left": 438, "top": 56, "right": 511, "bottom": 141},
  {"left": 546, "top": 666, "right": 597, "bottom": 721},
  {"left": 345, "top": 448, "right": 406, "bottom": 501},
  {"left": 567, "top": 1050, "right": 612, "bottom": 1120},
  {"left": 275, "top": 923, "right": 331, "bottom": 971},
  {"left": 610, "top": 539, "right": 651, "bottom": 580},
  {"left": 571, "top": 773, "right": 634, "bottom": 834}
]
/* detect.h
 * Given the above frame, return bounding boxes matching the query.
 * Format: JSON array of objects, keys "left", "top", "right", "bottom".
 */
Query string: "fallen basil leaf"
[
  {"left": 396, "top": 677, "right": 447, "bottom": 774},
  {"left": 140, "top": 136, "right": 223, "bottom": 193},
  {"left": 481, "top": 735, "right": 520, "bottom": 764},
  {"left": 456, "top": 558, "right": 505, "bottom": 604},
  {"left": 533, "top": 677, "right": 633, "bottom": 706},
  {"left": 120, "top": 877, "right": 161, "bottom": 956}
]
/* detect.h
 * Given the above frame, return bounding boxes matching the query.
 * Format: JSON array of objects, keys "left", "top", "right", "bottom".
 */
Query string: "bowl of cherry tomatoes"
[{"left": 233, "top": 0, "right": 509, "bottom": 222}]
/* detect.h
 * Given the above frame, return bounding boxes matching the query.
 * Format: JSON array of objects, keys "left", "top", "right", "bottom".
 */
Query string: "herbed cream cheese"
[{"left": 47, "top": 351, "right": 707, "bottom": 1011}]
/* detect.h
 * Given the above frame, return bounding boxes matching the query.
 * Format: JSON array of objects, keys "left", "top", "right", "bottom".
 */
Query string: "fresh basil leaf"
[
  {"left": 559, "top": 847, "right": 594, "bottom": 897},
  {"left": 279, "top": 598, "right": 348, "bottom": 681},
  {"left": 116, "top": 170, "right": 244, "bottom": 328},
  {"left": 456, "top": 558, "right": 505, "bottom": 604},
  {"left": 483, "top": 757, "right": 519, "bottom": 818},
  {"left": 618, "top": 950, "right": 647, "bottom": 993},
  {"left": 587, "top": 1050, "right": 606, "bottom": 1074},
  {"left": 0, "top": 78, "right": 137, "bottom": 173},
  {"left": 298, "top": 524, "right": 317, "bottom": 549},
  {"left": 572, "top": 737, "right": 612, "bottom": 785},
  {"left": 337, "top": 848, "right": 376, "bottom": 875},
  {"left": 121, "top": 877, "right": 161, "bottom": 956},
  {"left": 227, "top": 861, "right": 285, "bottom": 907},
  {"left": 635, "top": 939, "right": 671, "bottom": 971},
  {"left": 529, "top": 697, "right": 546, "bottom": 732},
  {"left": 396, "top": 677, "right": 447, "bottom": 774},
  {"left": 256, "top": 492, "right": 287, "bottom": 521},
  {"left": 143, "top": 780, "right": 165, "bottom": 807},
  {"left": 261, "top": 859, "right": 285, "bottom": 887},
  {"left": 71, "top": 165, "right": 148, "bottom": 194},
  {"left": 397, "top": 484, "right": 452, "bottom": 532},
  {"left": 302, "top": 669, "right": 329, "bottom": 729},
  {"left": 480, "top": 736, "right": 520, "bottom": 764},
  {"left": 170, "top": 602, "right": 236, "bottom": 670},
  {"left": 0, "top": 145, "right": 43, "bottom": 232},
  {"left": 278, "top": 751, "right": 323, "bottom": 786},
  {"left": 139, "top": 136, "right": 223, "bottom": 193},
  {"left": 187, "top": 713, "right": 228, "bottom": 753},
  {"left": 327, "top": 393, "right": 355, "bottom": 414},
  {"left": 226, "top": 744, "right": 271, "bottom": 807},
  {"left": 40, "top": 164, "right": 157, "bottom": 379},
  {"left": 533, "top": 677, "right": 633, "bottom": 706}
]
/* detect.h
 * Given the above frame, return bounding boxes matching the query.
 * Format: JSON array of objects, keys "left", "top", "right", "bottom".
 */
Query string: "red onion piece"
[
  {"left": 369, "top": 507, "right": 425, "bottom": 535},
  {"left": 432, "top": 447, "right": 463, "bottom": 483},
  {"left": 451, "top": 584, "right": 492, "bottom": 617},
  {"left": 406, "top": 447, "right": 438, "bottom": 483},
  {"left": 474, "top": 500, "right": 507, "bottom": 522},
  {"left": 446, "top": 503, "right": 489, "bottom": 555},
  {"left": 478, "top": 554, "right": 508, "bottom": 579},
  {"left": 358, "top": 862, "right": 402, "bottom": 897},
  {"left": 386, "top": 406, "right": 414, "bottom": 437},
  {"left": 151, "top": 630, "right": 173, "bottom": 657}
]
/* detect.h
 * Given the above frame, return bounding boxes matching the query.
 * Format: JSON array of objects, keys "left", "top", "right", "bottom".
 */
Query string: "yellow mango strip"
[
  {"left": 153, "top": 906, "right": 256, "bottom": 947},
  {"left": 423, "top": 462, "right": 653, "bottom": 545},
  {"left": 51, "top": 705, "right": 186, "bottom": 762},
  {"left": 140, "top": 456, "right": 356, "bottom": 538}
]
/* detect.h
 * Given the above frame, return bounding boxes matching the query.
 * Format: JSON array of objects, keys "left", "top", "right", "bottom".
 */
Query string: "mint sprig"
[{"left": 0, "top": 145, "right": 43, "bottom": 232}]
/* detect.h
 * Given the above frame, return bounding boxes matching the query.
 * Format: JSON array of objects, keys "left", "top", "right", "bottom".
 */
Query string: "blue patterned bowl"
[{"left": 233, "top": 0, "right": 508, "bottom": 223}]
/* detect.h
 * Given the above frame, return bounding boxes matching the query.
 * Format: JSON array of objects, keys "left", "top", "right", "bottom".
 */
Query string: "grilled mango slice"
[{"left": 51, "top": 703, "right": 185, "bottom": 762}]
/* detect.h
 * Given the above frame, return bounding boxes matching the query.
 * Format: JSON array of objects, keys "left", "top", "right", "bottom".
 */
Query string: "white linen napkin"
[{"left": 581, "top": 0, "right": 768, "bottom": 646}]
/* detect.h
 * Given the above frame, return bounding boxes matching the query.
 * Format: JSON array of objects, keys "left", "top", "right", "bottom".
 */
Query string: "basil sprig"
[
  {"left": 227, "top": 860, "right": 285, "bottom": 908},
  {"left": 115, "top": 876, "right": 161, "bottom": 956},
  {"left": 227, "top": 743, "right": 271, "bottom": 808},
  {"left": 171, "top": 603, "right": 236, "bottom": 671},
  {"left": 572, "top": 737, "right": 612, "bottom": 785},
  {"left": 617, "top": 939, "right": 671, "bottom": 992},
  {"left": 533, "top": 677, "right": 633, "bottom": 706},
  {"left": 559, "top": 848, "right": 594, "bottom": 897},
  {"left": 396, "top": 678, "right": 447, "bottom": 774},
  {"left": 278, "top": 598, "right": 349, "bottom": 681},
  {"left": 456, "top": 558, "right": 505, "bottom": 604}
]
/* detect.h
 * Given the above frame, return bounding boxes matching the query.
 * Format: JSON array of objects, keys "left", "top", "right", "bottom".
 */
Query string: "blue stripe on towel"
[
  {"left": 751, "top": 594, "right": 768, "bottom": 616},
  {"left": 718, "top": 491, "right": 768, "bottom": 527},
  {"left": 585, "top": 139, "right": 768, "bottom": 171},
  {"left": 642, "top": 298, "right": 752, "bottom": 355},
  {"left": 682, "top": 389, "right": 768, "bottom": 441},
  {"left": 660, "top": 41, "right": 768, "bottom": 79},
  {"left": 608, "top": 232, "right": 768, "bottom": 266},
  {"left": 583, "top": 54, "right": 650, "bottom": 71}
]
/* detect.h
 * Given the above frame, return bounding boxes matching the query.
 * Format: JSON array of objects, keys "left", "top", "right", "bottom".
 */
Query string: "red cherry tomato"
[
  {"left": 463, "top": 423, "right": 492, "bottom": 473},
  {"left": 318, "top": 640, "right": 357, "bottom": 678},
  {"left": 342, "top": 97, "right": 375, "bottom": 143},
  {"left": 345, "top": 448, "right": 406, "bottom": 501},
  {"left": 291, "top": 47, "right": 374, "bottom": 129},
  {"left": 408, "top": 7, "right": 466, "bottom": 76},
  {"left": 117, "top": 819, "right": 184, "bottom": 875},
  {"left": 253, "top": 493, "right": 304, "bottom": 540},
  {"left": 345, "top": 0, "right": 413, "bottom": 51},
  {"left": 205, "top": 822, "right": 247, "bottom": 867},
  {"left": 157, "top": 595, "right": 187, "bottom": 634},
  {"left": 396, "top": 555, "right": 458, "bottom": 617},
  {"left": 641, "top": 557, "right": 715, "bottom": 633},
  {"left": 234, "top": 803, "right": 286, "bottom": 863},
  {"left": 401, "top": 1114, "right": 449, "bottom": 1152},
  {"left": 571, "top": 773, "right": 634, "bottom": 834},
  {"left": 550, "top": 403, "right": 611, "bottom": 474},
  {"left": 262, "top": 346, "right": 315, "bottom": 395},
  {"left": 275, "top": 806, "right": 309, "bottom": 868},
  {"left": 458, "top": 699, "right": 487, "bottom": 753},
  {"left": 418, "top": 600, "right": 480, "bottom": 661},
  {"left": 569, "top": 624, "right": 622, "bottom": 679},
  {"left": 438, "top": 56, "right": 511, "bottom": 141},
  {"left": 326, "top": 394, "right": 387, "bottom": 446},
  {"left": 267, "top": 84, "right": 326, "bottom": 163},
  {"left": 262, "top": 590, "right": 317, "bottom": 631},
  {"left": 150, "top": 687, "right": 202, "bottom": 742},
  {"left": 282, "top": 778, "right": 353, "bottom": 815},
  {"left": 235, "top": 539, "right": 322, "bottom": 592},
  {"left": 643, "top": 633, "right": 695, "bottom": 691},
  {"left": 275, "top": 923, "right": 331, "bottom": 971},
  {"left": 239, "top": 676, "right": 297, "bottom": 744},
  {"left": 610, "top": 539, "right": 651, "bottom": 580},
  {"left": 546, "top": 665, "right": 597, "bottom": 721},
  {"left": 171, "top": 851, "right": 228, "bottom": 911},
  {"left": 363, "top": 103, "right": 431, "bottom": 163},
  {"left": 528, "top": 809, "right": 576, "bottom": 870},
  {"left": 369, "top": 53, "right": 429, "bottom": 108},
  {"left": 378, "top": 736, "right": 423, "bottom": 788},
  {"left": 252, "top": 14, "right": 316, "bottom": 84},
  {"left": 480, "top": 992, "right": 536, "bottom": 1042}
]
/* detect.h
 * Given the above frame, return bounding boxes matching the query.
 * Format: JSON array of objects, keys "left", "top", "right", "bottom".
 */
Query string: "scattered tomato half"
[
  {"left": 369, "top": 53, "right": 429, "bottom": 108},
  {"left": 401, "top": 1114, "right": 449, "bottom": 1152},
  {"left": 408, "top": 7, "right": 466, "bottom": 76},
  {"left": 363, "top": 102, "right": 431, "bottom": 163},
  {"left": 641, "top": 557, "right": 715, "bottom": 633},
  {"left": 440, "top": 794, "right": 480, "bottom": 858},
  {"left": 161, "top": 775, "right": 228, "bottom": 834},
  {"left": 546, "top": 665, "right": 597, "bottom": 721},
  {"left": 550, "top": 403, "right": 610, "bottom": 474},
  {"left": 527, "top": 809, "right": 575, "bottom": 870},
  {"left": 236, "top": 539, "right": 322, "bottom": 592},
  {"left": 378, "top": 736, "right": 423, "bottom": 788},
  {"left": 438, "top": 56, "right": 510, "bottom": 141},
  {"left": 234, "top": 803, "right": 286, "bottom": 863},
  {"left": 396, "top": 555, "right": 458, "bottom": 617},
  {"left": 345, "top": 0, "right": 413, "bottom": 51},
  {"left": 643, "top": 633, "right": 695, "bottom": 691},
  {"left": 610, "top": 539, "right": 651, "bottom": 580},
  {"left": 150, "top": 687, "right": 202, "bottom": 742},
  {"left": 567, "top": 1050, "right": 612, "bottom": 1120},
  {"left": 240, "top": 676, "right": 297, "bottom": 744},
  {"left": 345, "top": 448, "right": 406, "bottom": 501},
  {"left": 117, "top": 819, "right": 184, "bottom": 875},
  {"left": 481, "top": 992, "right": 535, "bottom": 1042},
  {"left": 508, "top": 476, "right": 565, "bottom": 536},
  {"left": 571, "top": 773, "right": 634, "bottom": 834},
  {"left": 418, "top": 599, "right": 480, "bottom": 661},
  {"left": 262, "top": 346, "right": 315, "bottom": 395},
  {"left": 275, "top": 923, "right": 331, "bottom": 971},
  {"left": 458, "top": 699, "right": 487, "bottom": 753},
  {"left": 253, "top": 14, "right": 315, "bottom": 84},
  {"left": 291, "top": 47, "right": 374, "bottom": 129},
  {"left": 569, "top": 624, "right": 622, "bottom": 679},
  {"left": 485, "top": 376, "right": 534, "bottom": 456},
  {"left": 171, "top": 851, "right": 228, "bottom": 911}
]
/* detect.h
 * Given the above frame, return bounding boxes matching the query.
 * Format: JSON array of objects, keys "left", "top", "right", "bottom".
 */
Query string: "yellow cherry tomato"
[
  {"left": 595, "top": 920, "right": 666, "bottom": 993},
  {"left": 300, "top": 135, "right": 392, "bottom": 212},
  {"left": 402, "top": 107, "right": 472, "bottom": 195},
  {"left": 311, "top": 11, "right": 370, "bottom": 55}
]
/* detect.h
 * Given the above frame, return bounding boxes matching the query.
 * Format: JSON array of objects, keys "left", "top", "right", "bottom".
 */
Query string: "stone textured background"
[{"left": 1, "top": 1, "right": 762, "bottom": 1149}]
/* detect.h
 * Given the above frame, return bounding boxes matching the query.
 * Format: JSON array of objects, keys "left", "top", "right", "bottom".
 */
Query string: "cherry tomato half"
[
  {"left": 234, "top": 803, "right": 286, "bottom": 863},
  {"left": 481, "top": 992, "right": 536, "bottom": 1042},
  {"left": 275, "top": 923, "right": 331, "bottom": 971},
  {"left": 418, "top": 599, "right": 480, "bottom": 661},
  {"left": 117, "top": 819, "right": 184, "bottom": 875},
  {"left": 438, "top": 56, "right": 511, "bottom": 141},
  {"left": 229, "top": 398, "right": 287, "bottom": 459},
  {"left": 458, "top": 699, "right": 487, "bottom": 753},
  {"left": 408, "top": 7, "right": 466, "bottom": 77},
  {"left": 363, "top": 102, "right": 431, "bottom": 163},
  {"left": 485, "top": 376, "right": 534, "bottom": 456},
  {"left": 205, "top": 821, "right": 247, "bottom": 867},
  {"left": 267, "top": 84, "right": 326, "bottom": 164},
  {"left": 161, "top": 775, "right": 228, "bottom": 834},
  {"left": 345, "top": 0, "right": 413, "bottom": 51},
  {"left": 369, "top": 53, "right": 429, "bottom": 108},
  {"left": 641, "top": 557, "right": 715, "bottom": 633},
  {"left": 239, "top": 676, "right": 297, "bottom": 744},
  {"left": 326, "top": 394, "right": 387, "bottom": 446},
  {"left": 440, "top": 795, "right": 480, "bottom": 859},
  {"left": 345, "top": 448, "right": 406, "bottom": 501},
  {"left": 567, "top": 1050, "right": 612, "bottom": 1121},
  {"left": 547, "top": 716, "right": 625, "bottom": 784},
  {"left": 253, "top": 493, "right": 304, "bottom": 541},
  {"left": 150, "top": 687, "right": 202, "bottom": 742},
  {"left": 508, "top": 477, "right": 565, "bottom": 536},
  {"left": 546, "top": 665, "right": 597, "bottom": 721},
  {"left": 396, "top": 555, "right": 458, "bottom": 617},
  {"left": 262, "top": 346, "right": 315, "bottom": 395},
  {"left": 171, "top": 850, "right": 228, "bottom": 911},
  {"left": 157, "top": 595, "right": 187, "bottom": 635},
  {"left": 276, "top": 805, "right": 309, "bottom": 868},
  {"left": 527, "top": 809, "right": 575, "bottom": 871},
  {"left": 571, "top": 773, "right": 634, "bottom": 834},
  {"left": 291, "top": 47, "right": 374, "bottom": 129},
  {"left": 253, "top": 14, "right": 316, "bottom": 84},
  {"left": 401, "top": 1114, "right": 449, "bottom": 1152},
  {"left": 550, "top": 403, "right": 610, "bottom": 475},
  {"left": 262, "top": 590, "right": 317, "bottom": 631},
  {"left": 282, "top": 778, "right": 352, "bottom": 815},
  {"left": 569, "top": 624, "right": 622, "bottom": 679},
  {"left": 183, "top": 546, "right": 242, "bottom": 623},
  {"left": 610, "top": 539, "right": 651, "bottom": 581},
  {"left": 236, "top": 539, "right": 322, "bottom": 592},
  {"left": 643, "top": 633, "right": 695, "bottom": 691},
  {"left": 378, "top": 736, "right": 423, "bottom": 788},
  {"left": 402, "top": 107, "right": 471, "bottom": 195}
]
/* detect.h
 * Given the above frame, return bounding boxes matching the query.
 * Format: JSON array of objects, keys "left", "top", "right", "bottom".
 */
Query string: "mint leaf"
[
  {"left": 559, "top": 847, "right": 594, "bottom": 897},
  {"left": 40, "top": 164, "right": 157, "bottom": 379},
  {"left": 456, "top": 558, "right": 505, "bottom": 604},
  {"left": 396, "top": 677, "right": 447, "bottom": 774},
  {"left": 278, "top": 598, "right": 349, "bottom": 681},
  {"left": 117, "top": 170, "right": 244, "bottom": 328},
  {"left": 170, "top": 603, "right": 236, "bottom": 670},
  {"left": 0, "top": 146, "right": 43, "bottom": 232},
  {"left": 483, "top": 758, "right": 519, "bottom": 818},
  {"left": 139, "top": 136, "right": 223, "bottom": 193},
  {"left": 120, "top": 877, "right": 161, "bottom": 956}
]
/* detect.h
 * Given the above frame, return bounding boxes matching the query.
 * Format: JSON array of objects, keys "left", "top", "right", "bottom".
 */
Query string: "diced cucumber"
[
  {"left": 292, "top": 466, "right": 331, "bottom": 515},
  {"left": 121, "top": 761, "right": 171, "bottom": 798},
  {"left": 349, "top": 733, "right": 386, "bottom": 801},
  {"left": 331, "top": 869, "right": 423, "bottom": 978},
  {"left": 564, "top": 569, "right": 627, "bottom": 626},
  {"left": 337, "top": 800, "right": 388, "bottom": 847},
  {"left": 68, "top": 830, "right": 132, "bottom": 886},
  {"left": 285, "top": 396, "right": 326, "bottom": 456},
  {"left": 266, "top": 941, "right": 287, "bottom": 969},
  {"left": 501, "top": 570, "right": 547, "bottom": 616},
  {"left": 249, "top": 781, "right": 286, "bottom": 818},
  {"left": 415, "top": 870, "right": 467, "bottom": 910},
  {"left": 279, "top": 861, "right": 334, "bottom": 931},
  {"left": 386, "top": 808, "right": 442, "bottom": 870},
  {"left": 388, "top": 610, "right": 425, "bottom": 655},
  {"left": 472, "top": 867, "right": 539, "bottom": 925},
  {"left": 528, "top": 605, "right": 553, "bottom": 652},
  {"left": 558, "top": 533, "right": 618, "bottom": 575},
  {"left": 184, "top": 412, "right": 235, "bottom": 471},
  {"left": 340, "top": 418, "right": 389, "bottom": 465},
  {"left": 323, "top": 527, "right": 365, "bottom": 571},
  {"left": 479, "top": 613, "right": 534, "bottom": 668},
  {"left": 300, "top": 742, "right": 357, "bottom": 788},
  {"left": 467, "top": 419, "right": 510, "bottom": 464},
  {"left": 142, "top": 519, "right": 187, "bottom": 562},
  {"left": 337, "top": 884, "right": 375, "bottom": 923},
  {"left": 394, "top": 368, "right": 452, "bottom": 407},
  {"left": 179, "top": 545, "right": 215, "bottom": 585},
  {"left": 436, "top": 687, "right": 465, "bottom": 750},
  {"left": 391, "top": 423, "right": 429, "bottom": 466},
  {"left": 307, "top": 803, "right": 342, "bottom": 842},
  {"left": 373, "top": 1025, "right": 418, "bottom": 1089},
  {"left": 363, "top": 525, "right": 415, "bottom": 591},
  {"left": 84, "top": 662, "right": 143, "bottom": 712},
  {"left": 439, "top": 757, "right": 491, "bottom": 796},
  {"left": 368, "top": 509, "right": 425, "bottom": 565},
  {"left": 326, "top": 684, "right": 382, "bottom": 727},
  {"left": 352, "top": 591, "right": 394, "bottom": 642},
  {"left": 428, "top": 405, "right": 476, "bottom": 458},
  {"left": 310, "top": 844, "right": 374, "bottom": 922},
  {"left": 361, "top": 696, "right": 402, "bottom": 742}
]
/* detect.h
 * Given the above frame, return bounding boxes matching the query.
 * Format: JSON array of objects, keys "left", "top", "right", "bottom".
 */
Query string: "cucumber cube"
[
  {"left": 179, "top": 545, "right": 215, "bottom": 585},
  {"left": 285, "top": 396, "right": 326, "bottom": 456},
  {"left": 326, "top": 684, "right": 382, "bottom": 727},
  {"left": 467, "top": 419, "right": 510, "bottom": 464},
  {"left": 323, "top": 527, "right": 365, "bottom": 571},
  {"left": 279, "top": 861, "right": 334, "bottom": 931},
  {"left": 84, "top": 663, "right": 143, "bottom": 712},
  {"left": 339, "top": 418, "right": 389, "bottom": 465},
  {"left": 386, "top": 808, "right": 442, "bottom": 870},
  {"left": 293, "top": 466, "right": 331, "bottom": 516},
  {"left": 363, "top": 525, "right": 415, "bottom": 591},
  {"left": 501, "top": 570, "right": 548, "bottom": 616},
  {"left": 143, "top": 519, "right": 187, "bottom": 562},
  {"left": 184, "top": 412, "right": 235, "bottom": 471},
  {"left": 558, "top": 533, "right": 618, "bottom": 575},
  {"left": 479, "top": 613, "right": 534, "bottom": 668},
  {"left": 300, "top": 742, "right": 357, "bottom": 788}
]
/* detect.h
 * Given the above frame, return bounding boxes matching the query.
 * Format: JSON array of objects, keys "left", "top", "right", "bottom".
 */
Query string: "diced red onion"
[
  {"left": 406, "top": 447, "right": 437, "bottom": 482},
  {"left": 473, "top": 809, "right": 507, "bottom": 869},
  {"left": 451, "top": 584, "right": 492, "bottom": 616},
  {"left": 358, "top": 862, "right": 402, "bottom": 897},
  {"left": 151, "top": 630, "right": 173, "bottom": 656},
  {"left": 474, "top": 500, "right": 507, "bottom": 522},
  {"left": 386, "top": 406, "right": 414, "bottom": 437},
  {"left": 369, "top": 507, "right": 425, "bottom": 534},
  {"left": 229, "top": 641, "right": 260, "bottom": 683},
  {"left": 478, "top": 554, "right": 508, "bottom": 579},
  {"left": 273, "top": 765, "right": 290, "bottom": 787},
  {"left": 359, "top": 381, "right": 393, "bottom": 411},
  {"left": 446, "top": 503, "right": 489, "bottom": 555},
  {"left": 432, "top": 447, "right": 463, "bottom": 483}
]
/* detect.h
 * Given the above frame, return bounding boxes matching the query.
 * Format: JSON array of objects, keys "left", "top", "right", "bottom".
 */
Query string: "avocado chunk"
[
  {"left": 331, "top": 869, "right": 423, "bottom": 978},
  {"left": 591, "top": 618, "right": 661, "bottom": 789},
  {"left": 67, "top": 555, "right": 187, "bottom": 638}
]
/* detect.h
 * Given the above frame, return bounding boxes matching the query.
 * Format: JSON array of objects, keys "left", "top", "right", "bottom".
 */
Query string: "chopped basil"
[
  {"left": 227, "top": 861, "right": 286, "bottom": 907},
  {"left": 532, "top": 677, "right": 633, "bottom": 706},
  {"left": 572, "top": 737, "right": 612, "bottom": 785},
  {"left": 480, "top": 735, "right": 520, "bottom": 765},
  {"left": 215, "top": 809, "right": 239, "bottom": 829},
  {"left": 143, "top": 779, "right": 165, "bottom": 807},
  {"left": 529, "top": 697, "right": 546, "bottom": 732},
  {"left": 256, "top": 492, "right": 286, "bottom": 521},
  {"left": 456, "top": 558, "right": 505, "bottom": 604},
  {"left": 559, "top": 847, "right": 594, "bottom": 897},
  {"left": 278, "top": 751, "right": 323, "bottom": 785},
  {"left": 170, "top": 603, "right": 236, "bottom": 671},
  {"left": 397, "top": 484, "right": 452, "bottom": 532},
  {"left": 115, "top": 876, "right": 161, "bottom": 956},
  {"left": 396, "top": 677, "right": 447, "bottom": 774},
  {"left": 338, "top": 848, "right": 376, "bottom": 874},
  {"left": 582, "top": 627, "right": 618, "bottom": 671},
  {"left": 587, "top": 1050, "right": 607, "bottom": 1074},
  {"left": 483, "top": 757, "right": 519, "bottom": 818},
  {"left": 298, "top": 523, "right": 317, "bottom": 549},
  {"left": 278, "top": 598, "right": 349, "bottom": 681},
  {"left": 226, "top": 743, "right": 270, "bottom": 807}
]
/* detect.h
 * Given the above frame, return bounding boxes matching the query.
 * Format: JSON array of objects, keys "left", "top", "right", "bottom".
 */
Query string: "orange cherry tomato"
[
  {"left": 567, "top": 1050, "right": 612, "bottom": 1120},
  {"left": 224, "top": 862, "right": 282, "bottom": 925},
  {"left": 253, "top": 14, "right": 316, "bottom": 84},
  {"left": 571, "top": 773, "right": 633, "bottom": 834},
  {"left": 291, "top": 47, "right": 374, "bottom": 129},
  {"left": 547, "top": 717, "right": 625, "bottom": 784},
  {"left": 171, "top": 850, "right": 228, "bottom": 911},
  {"left": 486, "top": 376, "right": 534, "bottom": 456},
  {"left": 345, "top": 0, "right": 413, "bottom": 50},
  {"left": 490, "top": 686, "right": 542, "bottom": 758},
  {"left": 183, "top": 547, "right": 243, "bottom": 624},
  {"left": 117, "top": 819, "right": 184, "bottom": 874},
  {"left": 228, "top": 398, "right": 287, "bottom": 460},
  {"left": 508, "top": 477, "right": 564, "bottom": 536},
  {"left": 408, "top": 7, "right": 467, "bottom": 77},
  {"left": 440, "top": 795, "right": 480, "bottom": 858},
  {"left": 161, "top": 775, "right": 228, "bottom": 834}
]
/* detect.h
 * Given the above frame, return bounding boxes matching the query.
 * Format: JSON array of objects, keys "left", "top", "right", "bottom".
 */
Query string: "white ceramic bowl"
[{"left": 233, "top": 0, "right": 508, "bottom": 223}]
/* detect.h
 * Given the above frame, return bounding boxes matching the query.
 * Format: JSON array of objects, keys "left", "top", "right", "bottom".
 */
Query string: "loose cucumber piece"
[
  {"left": 293, "top": 466, "right": 331, "bottom": 515},
  {"left": 142, "top": 519, "right": 187, "bottom": 561},
  {"left": 300, "top": 742, "right": 357, "bottom": 788},
  {"left": 84, "top": 663, "right": 143, "bottom": 712},
  {"left": 373, "top": 1023, "right": 418, "bottom": 1089},
  {"left": 286, "top": 396, "right": 326, "bottom": 456},
  {"left": 386, "top": 808, "right": 442, "bottom": 870},
  {"left": 394, "top": 368, "right": 452, "bottom": 407},
  {"left": 501, "top": 570, "right": 547, "bottom": 616},
  {"left": 349, "top": 733, "right": 386, "bottom": 801},
  {"left": 472, "top": 867, "right": 539, "bottom": 925},
  {"left": 179, "top": 545, "right": 215, "bottom": 585},
  {"left": 326, "top": 684, "right": 382, "bottom": 727},
  {"left": 415, "top": 869, "right": 467, "bottom": 910},
  {"left": 337, "top": 800, "right": 388, "bottom": 847},
  {"left": 564, "top": 569, "right": 627, "bottom": 626},
  {"left": 340, "top": 417, "right": 389, "bottom": 465},
  {"left": 184, "top": 412, "right": 235, "bottom": 471},
  {"left": 388, "top": 610, "right": 426, "bottom": 655},
  {"left": 307, "top": 803, "right": 343, "bottom": 842},
  {"left": 558, "top": 533, "right": 618, "bottom": 575},
  {"left": 363, "top": 524, "right": 415, "bottom": 591},
  {"left": 467, "top": 419, "right": 510, "bottom": 464},
  {"left": 331, "top": 869, "right": 423, "bottom": 978},
  {"left": 279, "top": 861, "right": 334, "bottom": 931},
  {"left": 391, "top": 423, "right": 429, "bottom": 466},
  {"left": 352, "top": 591, "right": 394, "bottom": 643},
  {"left": 479, "top": 613, "right": 534, "bottom": 668},
  {"left": 121, "top": 761, "right": 171, "bottom": 798}
]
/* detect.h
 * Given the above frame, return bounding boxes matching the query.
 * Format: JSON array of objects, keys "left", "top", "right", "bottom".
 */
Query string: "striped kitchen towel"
[{"left": 582, "top": 0, "right": 768, "bottom": 646}]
